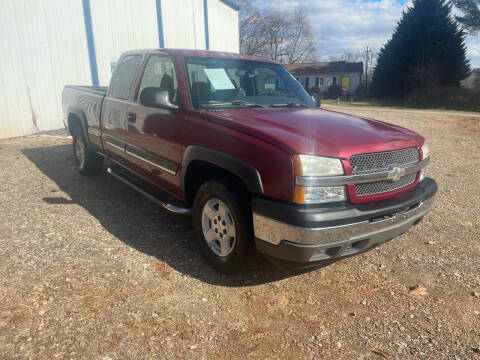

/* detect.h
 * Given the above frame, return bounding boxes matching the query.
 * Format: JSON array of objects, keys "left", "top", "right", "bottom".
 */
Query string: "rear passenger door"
[
  {"left": 101, "top": 54, "right": 142, "bottom": 161},
  {"left": 123, "top": 53, "right": 183, "bottom": 196}
]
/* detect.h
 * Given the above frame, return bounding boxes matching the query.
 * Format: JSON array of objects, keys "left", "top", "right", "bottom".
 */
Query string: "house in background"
[
  {"left": 285, "top": 61, "right": 363, "bottom": 95},
  {"left": 461, "top": 69, "right": 480, "bottom": 90}
]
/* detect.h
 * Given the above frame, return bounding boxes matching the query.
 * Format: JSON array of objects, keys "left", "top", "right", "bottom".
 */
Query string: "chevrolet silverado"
[{"left": 62, "top": 49, "right": 437, "bottom": 273}]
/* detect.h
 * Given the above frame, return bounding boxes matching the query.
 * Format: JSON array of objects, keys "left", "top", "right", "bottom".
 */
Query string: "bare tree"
[
  {"left": 262, "top": 9, "right": 290, "bottom": 62},
  {"left": 238, "top": 1, "right": 319, "bottom": 63},
  {"left": 238, "top": 0, "right": 267, "bottom": 55},
  {"left": 363, "top": 44, "right": 378, "bottom": 87},
  {"left": 285, "top": 9, "right": 318, "bottom": 64}
]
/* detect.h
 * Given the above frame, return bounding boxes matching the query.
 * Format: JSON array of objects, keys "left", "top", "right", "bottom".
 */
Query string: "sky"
[{"left": 251, "top": 0, "right": 480, "bottom": 68}]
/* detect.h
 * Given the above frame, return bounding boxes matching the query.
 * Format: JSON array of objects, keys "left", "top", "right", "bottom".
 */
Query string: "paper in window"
[{"left": 203, "top": 68, "right": 235, "bottom": 90}]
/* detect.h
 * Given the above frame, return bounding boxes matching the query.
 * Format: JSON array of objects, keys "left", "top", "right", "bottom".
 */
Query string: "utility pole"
[{"left": 365, "top": 45, "right": 370, "bottom": 88}]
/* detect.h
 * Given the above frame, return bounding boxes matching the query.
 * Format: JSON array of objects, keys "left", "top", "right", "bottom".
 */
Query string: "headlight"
[
  {"left": 420, "top": 142, "right": 430, "bottom": 182},
  {"left": 294, "top": 154, "right": 344, "bottom": 176},
  {"left": 293, "top": 155, "right": 346, "bottom": 204},
  {"left": 421, "top": 142, "right": 430, "bottom": 159},
  {"left": 294, "top": 186, "right": 346, "bottom": 204}
]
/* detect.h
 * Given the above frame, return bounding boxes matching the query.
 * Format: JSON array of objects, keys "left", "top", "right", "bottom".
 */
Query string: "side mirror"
[
  {"left": 139, "top": 87, "right": 179, "bottom": 110},
  {"left": 311, "top": 93, "right": 321, "bottom": 108}
]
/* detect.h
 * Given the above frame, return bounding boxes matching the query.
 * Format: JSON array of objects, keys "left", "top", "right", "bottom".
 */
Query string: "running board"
[{"left": 107, "top": 167, "right": 191, "bottom": 215}]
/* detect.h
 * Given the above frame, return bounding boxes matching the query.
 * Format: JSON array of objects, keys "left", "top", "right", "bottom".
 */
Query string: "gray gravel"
[{"left": 0, "top": 107, "right": 479, "bottom": 359}]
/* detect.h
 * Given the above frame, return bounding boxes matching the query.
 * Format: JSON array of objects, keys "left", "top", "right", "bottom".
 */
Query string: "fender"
[
  {"left": 181, "top": 145, "right": 264, "bottom": 197},
  {"left": 66, "top": 106, "right": 91, "bottom": 146}
]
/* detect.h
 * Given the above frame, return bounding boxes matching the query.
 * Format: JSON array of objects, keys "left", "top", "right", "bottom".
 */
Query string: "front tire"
[
  {"left": 192, "top": 181, "right": 253, "bottom": 274},
  {"left": 72, "top": 126, "right": 104, "bottom": 175}
]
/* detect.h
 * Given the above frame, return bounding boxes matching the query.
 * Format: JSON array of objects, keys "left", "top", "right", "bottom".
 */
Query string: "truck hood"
[{"left": 202, "top": 107, "right": 424, "bottom": 158}]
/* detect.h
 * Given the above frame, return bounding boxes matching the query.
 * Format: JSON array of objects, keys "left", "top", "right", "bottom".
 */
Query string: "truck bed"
[
  {"left": 64, "top": 85, "right": 107, "bottom": 96},
  {"left": 62, "top": 85, "right": 108, "bottom": 141}
]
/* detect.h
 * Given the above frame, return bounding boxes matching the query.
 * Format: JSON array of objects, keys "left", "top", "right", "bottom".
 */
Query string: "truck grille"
[
  {"left": 350, "top": 148, "right": 419, "bottom": 197},
  {"left": 354, "top": 173, "right": 417, "bottom": 197}
]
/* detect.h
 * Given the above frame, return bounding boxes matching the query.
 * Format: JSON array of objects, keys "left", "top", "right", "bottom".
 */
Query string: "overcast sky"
[{"left": 252, "top": 0, "right": 480, "bottom": 68}]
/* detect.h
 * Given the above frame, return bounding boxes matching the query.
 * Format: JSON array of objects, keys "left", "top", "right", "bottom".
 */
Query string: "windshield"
[{"left": 185, "top": 56, "right": 316, "bottom": 110}]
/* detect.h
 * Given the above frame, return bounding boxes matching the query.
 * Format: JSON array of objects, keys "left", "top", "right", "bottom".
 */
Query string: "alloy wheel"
[{"left": 201, "top": 198, "right": 236, "bottom": 257}]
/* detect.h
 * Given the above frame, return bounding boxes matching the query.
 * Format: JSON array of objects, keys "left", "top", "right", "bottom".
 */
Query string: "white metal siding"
[
  {"left": 0, "top": 0, "right": 239, "bottom": 138},
  {"left": 90, "top": 0, "right": 159, "bottom": 86},
  {"left": 162, "top": 0, "right": 206, "bottom": 50},
  {"left": 207, "top": 0, "right": 239, "bottom": 53},
  {"left": 0, "top": 0, "right": 91, "bottom": 139}
]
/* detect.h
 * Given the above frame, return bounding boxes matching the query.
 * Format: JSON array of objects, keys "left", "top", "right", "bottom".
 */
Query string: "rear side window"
[{"left": 110, "top": 55, "right": 142, "bottom": 100}]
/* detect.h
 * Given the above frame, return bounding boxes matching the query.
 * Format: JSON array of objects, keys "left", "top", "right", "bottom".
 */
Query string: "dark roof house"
[
  {"left": 285, "top": 61, "right": 364, "bottom": 94},
  {"left": 285, "top": 61, "right": 363, "bottom": 75}
]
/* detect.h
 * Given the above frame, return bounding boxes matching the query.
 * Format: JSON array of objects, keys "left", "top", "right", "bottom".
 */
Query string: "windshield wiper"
[
  {"left": 230, "top": 100, "right": 266, "bottom": 108},
  {"left": 199, "top": 101, "right": 266, "bottom": 109},
  {"left": 269, "top": 102, "right": 311, "bottom": 108}
]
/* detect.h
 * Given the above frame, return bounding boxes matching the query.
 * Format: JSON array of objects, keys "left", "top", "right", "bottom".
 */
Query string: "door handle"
[{"left": 127, "top": 112, "right": 136, "bottom": 123}]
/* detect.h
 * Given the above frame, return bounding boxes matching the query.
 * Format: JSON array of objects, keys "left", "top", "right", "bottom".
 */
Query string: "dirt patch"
[{"left": 0, "top": 110, "right": 479, "bottom": 359}]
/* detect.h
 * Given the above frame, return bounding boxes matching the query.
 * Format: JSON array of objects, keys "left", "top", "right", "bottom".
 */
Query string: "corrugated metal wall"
[
  {"left": 90, "top": 0, "right": 160, "bottom": 86},
  {"left": 0, "top": 0, "right": 91, "bottom": 138},
  {"left": 208, "top": 0, "right": 239, "bottom": 54},
  {"left": 0, "top": 0, "right": 239, "bottom": 139},
  {"left": 163, "top": 0, "right": 206, "bottom": 50}
]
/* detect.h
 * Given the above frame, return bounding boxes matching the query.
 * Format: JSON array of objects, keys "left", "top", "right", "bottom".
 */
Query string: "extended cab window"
[
  {"left": 185, "top": 56, "right": 315, "bottom": 110},
  {"left": 110, "top": 55, "right": 142, "bottom": 100},
  {"left": 138, "top": 55, "right": 178, "bottom": 104}
]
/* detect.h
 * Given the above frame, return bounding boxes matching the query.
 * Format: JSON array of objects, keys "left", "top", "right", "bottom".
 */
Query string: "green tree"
[
  {"left": 371, "top": 0, "right": 470, "bottom": 98},
  {"left": 452, "top": 0, "right": 480, "bottom": 34}
]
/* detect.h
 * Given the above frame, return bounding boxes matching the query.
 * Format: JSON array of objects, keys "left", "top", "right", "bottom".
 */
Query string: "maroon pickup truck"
[{"left": 62, "top": 49, "right": 437, "bottom": 273}]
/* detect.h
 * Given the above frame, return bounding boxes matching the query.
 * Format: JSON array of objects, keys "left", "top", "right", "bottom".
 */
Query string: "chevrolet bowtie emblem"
[{"left": 387, "top": 165, "right": 406, "bottom": 182}]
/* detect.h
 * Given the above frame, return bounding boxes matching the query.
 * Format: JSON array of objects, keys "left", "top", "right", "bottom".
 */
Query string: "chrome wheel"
[
  {"left": 201, "top": 198, "right": 236, "bottom": 257},
  {"left": 75, "top": 136, "right": 86, "bottom": 169}
]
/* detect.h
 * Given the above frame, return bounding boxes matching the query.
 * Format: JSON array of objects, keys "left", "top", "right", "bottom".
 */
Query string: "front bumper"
[{"left": 253, "top": 178, "right": 437, "bottom": 263}]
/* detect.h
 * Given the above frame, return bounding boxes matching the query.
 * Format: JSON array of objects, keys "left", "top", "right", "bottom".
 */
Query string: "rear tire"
[
  {"left": 192, "top": 180, "right": 253, "bottom": 274},
  {"left": 72, "top": 126, "right": 104, "bottom": 175}
]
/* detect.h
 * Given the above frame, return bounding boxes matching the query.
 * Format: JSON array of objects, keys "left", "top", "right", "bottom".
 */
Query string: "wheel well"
[
  {"left": 183, "top": 160, "right": 249, "bottom": 205},
  {"left": 67, "top": 113, "right": 81, "bottom": 135}
]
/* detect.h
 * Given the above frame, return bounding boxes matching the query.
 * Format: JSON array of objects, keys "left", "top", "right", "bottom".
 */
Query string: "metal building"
[{"left": 0, "top": 0, "right": 240, "bottom": 139}]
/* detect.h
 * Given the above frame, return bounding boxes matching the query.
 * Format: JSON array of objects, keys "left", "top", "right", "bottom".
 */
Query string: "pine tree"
[{"left": 371, "top": 0, "right": 470, "bottom": 98}]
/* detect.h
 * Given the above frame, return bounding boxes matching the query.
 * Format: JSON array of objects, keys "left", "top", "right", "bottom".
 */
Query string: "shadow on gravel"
[{"left": 22, "top": 145, "right": 329, "bottom": 287}]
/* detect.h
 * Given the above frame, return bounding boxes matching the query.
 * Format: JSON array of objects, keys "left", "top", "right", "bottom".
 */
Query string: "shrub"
[
  {"left": 326, "top": 84, "right": 343, "bottom": 99},
  {"left": 404, "top": 87, "right": 480, "bottom": 112},
  {"left": 354, "top": 86, "right": 369, "bottom": 100}
]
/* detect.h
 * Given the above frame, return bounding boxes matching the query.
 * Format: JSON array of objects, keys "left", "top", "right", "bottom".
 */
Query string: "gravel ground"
[{"left": 1, "top": 108, "right": 479, "bottom": 359}]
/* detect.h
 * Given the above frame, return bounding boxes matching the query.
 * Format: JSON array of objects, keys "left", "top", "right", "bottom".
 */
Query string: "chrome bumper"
[
  {"left": 253, "top": 178, "right": 437, "bottom": 263},
  {"left": 254, "top": 197, "right": 433, "bottom": 247}
]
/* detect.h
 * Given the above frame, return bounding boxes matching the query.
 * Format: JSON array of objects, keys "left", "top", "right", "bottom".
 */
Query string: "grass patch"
[
  {"left": 321, "top": 99, "right": 405, "bottom": 108},
  {"left": 322, "top": 92, "right": 480, "bottom": 112}
]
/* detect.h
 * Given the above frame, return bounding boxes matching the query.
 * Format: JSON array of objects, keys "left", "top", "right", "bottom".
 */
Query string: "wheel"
[
  {"left": 72, "top": 126, "right": 104, "bottom": 175},
  {"left": 192, "top": 181, "right": 253, "bottom": 274}
]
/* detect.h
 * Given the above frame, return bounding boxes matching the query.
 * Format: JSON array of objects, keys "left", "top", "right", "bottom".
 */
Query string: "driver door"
[{"left": 122, "top": 53, "right": 183, "bottom": 196}]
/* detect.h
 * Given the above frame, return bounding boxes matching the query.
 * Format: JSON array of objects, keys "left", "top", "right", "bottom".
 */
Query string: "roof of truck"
[{"left": 121, "top": 48, "right": 276, "bottom": 64}]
